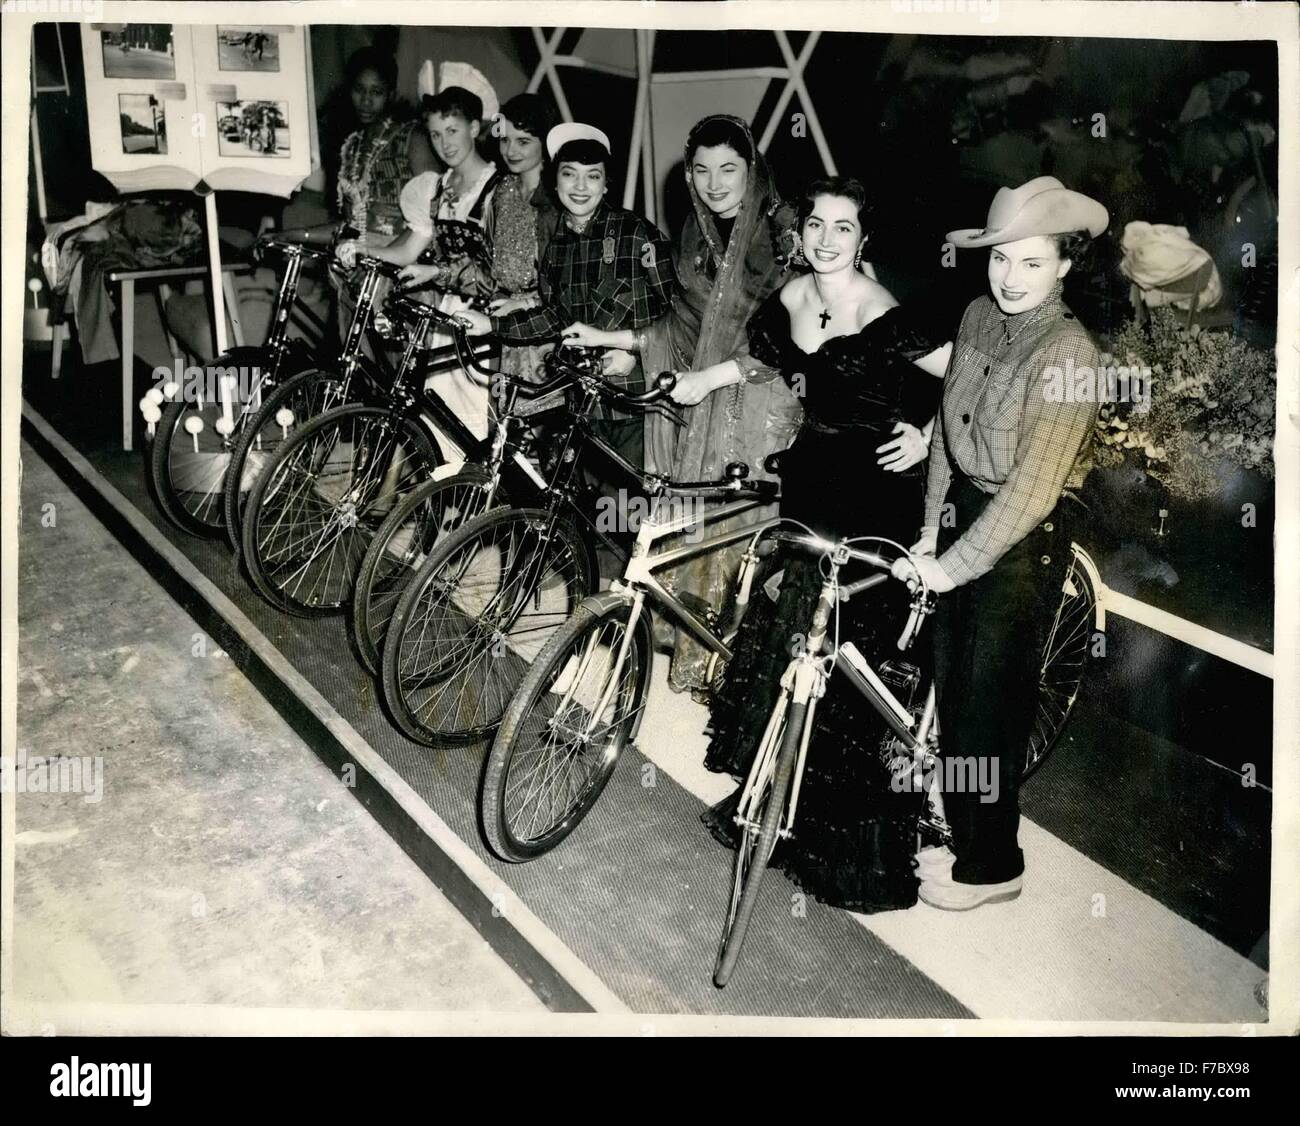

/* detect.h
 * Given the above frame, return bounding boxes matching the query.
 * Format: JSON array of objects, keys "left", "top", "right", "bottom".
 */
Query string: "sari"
[{"left": 639, "top": 115, "right": 804, "bottom": 693}]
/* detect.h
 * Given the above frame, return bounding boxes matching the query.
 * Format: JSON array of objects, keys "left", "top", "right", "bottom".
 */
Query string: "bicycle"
[
  {"left": 709, "top": 525, "right": 1101, "bottom": 987},
  {"left": 220, "top": 243, "right": 446, "bottom": 552},
  {"left": 144, "top": 233, "right": 333, "bottom": 537},
  {"left": 480, "top": 506, "right": 1100, "bottom": 879},
  {"left": 238, "top": 289, "right": 481, "bottom": 615},
  {"left": 479, "top": 469, "right": 782, "bottom": 861},
  {"left": 378, "top": 358, "right": 688, "bottom": 748},
  {"left": 348, "top": 338, "right": 603, "bottom": 677}
]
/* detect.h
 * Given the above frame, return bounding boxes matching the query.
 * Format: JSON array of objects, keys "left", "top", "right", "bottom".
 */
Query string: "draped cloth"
[
  {"left": 638, "top": 116, "right": 804, "bottom": 693},
  {"left": 1119, "top": 220, "right": 1223, "bottom": 312}
]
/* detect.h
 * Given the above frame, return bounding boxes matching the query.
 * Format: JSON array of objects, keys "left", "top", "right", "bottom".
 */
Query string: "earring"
[
  {"left": 853, "top": 244, "right": 863, "bottom": 269},
  {"left": 789, "top": 229, "right": 808, "bottom": 269}
]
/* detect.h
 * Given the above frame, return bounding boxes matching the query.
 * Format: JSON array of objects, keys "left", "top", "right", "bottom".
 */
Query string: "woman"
[
  {"left": 364, "top": 78, "right": 501, "bottom": 446},
  {"left": 894, "top": 176, "right": 1108, "bottom": 911},
  {"left": 281, "top": 49, "right": 433, "bottom": 338},
  {"left": 481, "top": 93, "right": 563, "bottom": 383},
  {"left": 562, "top": 115, "right": 803, "bottom": 692},
  {"left": 702, "top": 177, "right": 952, "bottom": 914}
]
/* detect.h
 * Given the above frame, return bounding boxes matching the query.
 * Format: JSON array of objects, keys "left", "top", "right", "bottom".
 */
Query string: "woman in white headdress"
[{"left": 360, "top": 61, "right": 502, "bottom": 455}]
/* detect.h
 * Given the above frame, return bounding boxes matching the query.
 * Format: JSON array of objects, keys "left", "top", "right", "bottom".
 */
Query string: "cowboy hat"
[
  {"left": 947, "top": 176, "right": 1108, "bottom": 247},
  {"left": 546, "top": 122, "right": 611, "bottom": 161}
]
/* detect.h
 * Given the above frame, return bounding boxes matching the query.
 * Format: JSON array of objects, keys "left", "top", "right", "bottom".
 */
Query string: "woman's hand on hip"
[{"left": 876, "top": 421, "right": 929, "bottom": 471}]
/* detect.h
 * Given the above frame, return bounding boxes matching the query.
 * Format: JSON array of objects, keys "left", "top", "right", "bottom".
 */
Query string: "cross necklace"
[{"left": 818, "top": 308, "right": 832, "bottom": 329}]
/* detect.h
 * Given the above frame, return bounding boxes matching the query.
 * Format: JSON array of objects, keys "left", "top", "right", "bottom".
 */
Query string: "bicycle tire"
[
  {"left": 221, "top": 367, "right": 348, "bottom": 552},
  {"left": 1023, "top": 545, "right": 1100, "bottom": 779},
  {"left": 713, "top": 696, "right": 806, "bottom": 989},
  {"left": 149, "top": 390, "right": 256, "bottom": 537},
  {"left": 350, "top": 464, "right": 509, "bottom": 675},
  {"left": 381, "top": 506, "right": 596, "bottom": 747},
  {"left": 241, "top": 405, "right": 440, "bottom": 616},
  {"left": 481, "top": 593, "right": 652, "bottom": 862}
]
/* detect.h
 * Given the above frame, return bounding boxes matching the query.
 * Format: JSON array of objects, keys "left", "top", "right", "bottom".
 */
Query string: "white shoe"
[
  {"left": 915, "top": 844, "right": 955, "bottom": 880},
  {"left": 918, "top": 874, "right": 1022, "bottom": 911}
]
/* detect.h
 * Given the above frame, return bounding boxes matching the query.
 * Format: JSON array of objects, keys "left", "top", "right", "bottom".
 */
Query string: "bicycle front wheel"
[
  {"left": 222, "top": 367, "right": 349, "bottom": 552},
  {"left": 481, "top": 594, "right": 651, "bottom": 862},
  {"left": 148, "top": 373, "right": 271, "bottom": 536},
  {"left": 241, "top": 405, "right": 439, "bottom": 615},
  {"left": 350, "top": 465, "right": 510, "bottom": 676},
  {"left": 382, "top": 506, "right": 596, "bottom": 747},
  {"left": 713, "top": 696, "right": 806, "bottom": 989}
]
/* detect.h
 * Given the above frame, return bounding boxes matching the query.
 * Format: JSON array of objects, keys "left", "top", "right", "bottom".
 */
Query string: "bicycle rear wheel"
[
  {"left": 241, "top": 405, "right": 439, "bottom": 615},
  {"left": 481, "top": 594, "right": 651, "bottom": 862},
  {"left": 350, "top": 465, "right": 509, "bottom": 675},
  {"left": 713, "top": 696, "right": 806, "bottom": 989},
  {"left": 381, "top": 506, "right": 595, "bottom": 746},
  {"left": 1024, "top": 545, "right": 1100, "bottom": 778},
  {"left": 221, "top": 368, "right": 349, "bottom": 552}
]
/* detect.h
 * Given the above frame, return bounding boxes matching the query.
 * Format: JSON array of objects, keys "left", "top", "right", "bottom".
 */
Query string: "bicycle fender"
[{"left": 578, "top": 590, "right": 656, "bottom": 744}]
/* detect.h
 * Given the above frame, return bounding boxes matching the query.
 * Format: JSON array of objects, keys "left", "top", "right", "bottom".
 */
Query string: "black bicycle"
[
  {"left": 348, "top": 339, "right": 600, "bottom": 676},
  {"left": 145, "top": 233, "right": 331, "bottom": 537},
  {"left": 378, "top": 358, "right": 686, "bottom": 748}
]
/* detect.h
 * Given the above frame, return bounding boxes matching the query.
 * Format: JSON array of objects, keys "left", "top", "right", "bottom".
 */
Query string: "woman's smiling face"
[
  {"left": 555, "top": 161, "right": 607, "bottom": 220},
  {"left": 426, "top": 111, "right": 478, "bottom": 169},
  {"left": 802, "top": 193, "right": 863, "bottom": 274},
  {"left": 690, "top": 143, "right": 749, "bottom": 219},
  {"left": 987, "top": 235, "right": 1071, "bottom": 314},
  {"left": 499, "top": 118, "right": 543, "bottom": 175}
]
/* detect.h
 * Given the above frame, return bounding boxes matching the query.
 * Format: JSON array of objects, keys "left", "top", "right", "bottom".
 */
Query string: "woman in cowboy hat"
[{"left": 893, "top": 175, "right": 1109, "bottom": 911}]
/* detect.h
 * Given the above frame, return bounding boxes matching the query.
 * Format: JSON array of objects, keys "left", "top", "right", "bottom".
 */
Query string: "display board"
[{"left": 81, "top": 22, "right": 314, "bottom": 198}]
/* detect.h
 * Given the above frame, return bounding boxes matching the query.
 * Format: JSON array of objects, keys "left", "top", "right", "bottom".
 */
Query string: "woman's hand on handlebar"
[
  {"left": 890, "top": 551, "right": 954, "bottom": 594},
  {"left": 910, "top": 527, "right": 938, "bottom": 558},
  {"left": 397, "top": 262, "right": 442, "bottom": 290},
  {"left": 666, "top": 369, "right": 719, "bottom": 406},
  {"left": 562, "top": 321, "right": 614, "bottom": 349},
  {"left": 335, "top": 239, "right": 363, "bottom": 269},
  {"left": 601, "top": 348, "right": 637, "bottom": 379},
  {"left": 452, "top": 308, "right": 493, "bottom": 337}
]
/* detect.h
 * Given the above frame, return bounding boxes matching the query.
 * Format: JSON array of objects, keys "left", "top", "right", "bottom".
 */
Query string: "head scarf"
[{"left": 676, "top": 115, "right": 794, "bottom": 372}]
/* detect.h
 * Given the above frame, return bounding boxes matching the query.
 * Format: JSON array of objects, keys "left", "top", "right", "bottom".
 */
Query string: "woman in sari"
[{"left": 563, "top": 115, "right": 803, "bottom": 693}]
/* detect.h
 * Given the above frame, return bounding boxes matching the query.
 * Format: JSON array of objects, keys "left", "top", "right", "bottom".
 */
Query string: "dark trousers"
[{"left": 932, "top": 474, "right": 1074, "bottom": 884}]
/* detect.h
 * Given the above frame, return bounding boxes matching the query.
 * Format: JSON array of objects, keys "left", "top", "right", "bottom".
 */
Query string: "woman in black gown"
[{"left": 700, "top": 178, "right": 952, "bottom": 913}]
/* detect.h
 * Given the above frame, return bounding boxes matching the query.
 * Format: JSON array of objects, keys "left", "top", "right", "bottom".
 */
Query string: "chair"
[{"left": 51, "top": 263, "right": 249, "bottom": 452}]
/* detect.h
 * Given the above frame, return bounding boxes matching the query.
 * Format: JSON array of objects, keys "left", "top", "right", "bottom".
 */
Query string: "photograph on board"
[
  {"left": 117, "top": 93, "right": 166, "bottom": 156},
  {"left": 100, "top": 24, "right": 175, "bottom": 80},
  {"left": 217, "top": 27, "right": 281, "bottom": 73},
  {"left": 215, "top": 99, "right": 290, "bottom": 158}
]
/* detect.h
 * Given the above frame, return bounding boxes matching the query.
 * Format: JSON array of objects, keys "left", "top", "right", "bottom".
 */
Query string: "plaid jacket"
[
  {"left": 923, "top": 293, "right": 1100, "bottom": 586},
  {"left": 490, "top": 201, "right": 675, "bottom": 346}
]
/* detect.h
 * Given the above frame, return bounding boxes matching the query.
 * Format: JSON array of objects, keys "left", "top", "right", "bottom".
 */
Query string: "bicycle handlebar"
[{"left": 765, "top": 526, "right": 935, "bottom": 651}]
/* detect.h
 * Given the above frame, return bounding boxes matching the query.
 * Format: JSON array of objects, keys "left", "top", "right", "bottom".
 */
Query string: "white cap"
[{"left": 546, "top": 122, "right": 611, "bottom": 161}]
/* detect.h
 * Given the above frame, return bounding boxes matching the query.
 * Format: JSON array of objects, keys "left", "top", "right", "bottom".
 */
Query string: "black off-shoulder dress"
[{"left": 703, "top": 289, "right": 944, "bottom": 913}]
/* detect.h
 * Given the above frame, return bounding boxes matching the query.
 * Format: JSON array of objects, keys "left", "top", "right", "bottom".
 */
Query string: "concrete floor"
[{"left": 8, "top": 441, "right": 544, "bottom": 1027}]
